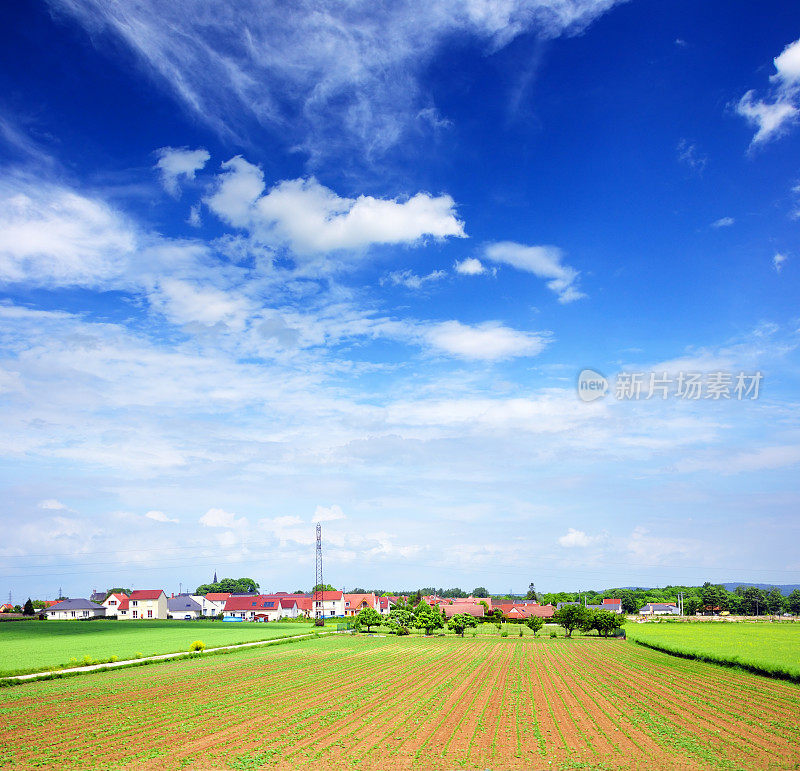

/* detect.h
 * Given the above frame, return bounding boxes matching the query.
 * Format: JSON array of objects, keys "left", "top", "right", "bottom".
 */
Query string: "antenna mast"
[{"left": 314, "top": 523, "right": 324, "bottom": 626}]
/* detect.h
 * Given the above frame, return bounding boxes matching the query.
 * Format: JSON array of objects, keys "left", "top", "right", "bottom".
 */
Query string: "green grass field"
[
  {"left": 626, "top": 621, "right": 800, "bottom": 680},
  {"left": 0, "top": 619, "right": 315, "bottom": 677}
]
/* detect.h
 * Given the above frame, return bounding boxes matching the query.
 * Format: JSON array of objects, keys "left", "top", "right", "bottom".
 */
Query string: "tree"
[
  {"left": 389, "top": 608, "right": 414, "bottom": 628},
  {"left": 413, "top": 601, "right": 444, "bottom": 635},
  {"left": 311, "top": 583, "right": 337, "bottom": 593},
  {"left": 472, "top": 587, "right": 489, "bottom": 598},
  {"left": 356, "top": 607, "right": 382, "bottom": 632},
  {"left": 525, "top": 616, "right": 544, "bottom": 636},
  {"left": 196, "top": 577, "right": 260, "bottom": 595},
  {"left": 525, "top": 583, "right": 538, "bottom": 601},
  {"left": 740, "top": 586, "right": 767, "bottom": 615},
  {"left": 448, "top": 613, "right": 478, "bottom": 637},
  {"left": 582, "top": 610, "right": 625, "bottom": 638},
  {"left": 554, "top": 604, "right": 590, "bottom": 638},
  {"left": 766, "top": 588, "right": 785, "bottom": 615},
  {"left": 683, "top": 597, "right": 702, "bottom": 616},
  {"left": 787, "top": 589, "right": 800, "bottom": 615},
  {"left": 619, "top": 590, "right": 638, "bottom": 614},
  {"left": 23, "top": 598, "right": 34, "bottom": 616},
  {"left": 350, "top": 587, "right": 368, "bottom": 594}
]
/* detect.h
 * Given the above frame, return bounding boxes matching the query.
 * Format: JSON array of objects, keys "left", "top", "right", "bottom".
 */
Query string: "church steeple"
[{"left": 213, "top": 571, "right": 217, "bottom": 583}]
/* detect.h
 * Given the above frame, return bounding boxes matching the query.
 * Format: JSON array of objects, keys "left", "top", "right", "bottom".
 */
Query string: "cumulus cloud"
[
  {"left": 206, "top": 158, "right": 465, "bottom": 255},
  {"left": 483, "top": 241, "right": 585, "bottom": 302},
  {"left": 736, "top": 37, "right": 800, "bottom": 146},
  {"left": 381, "top": 269, "right": 446, "bottom": 290},
  {"left": 425, "top": 320, "right": 548, "bottom": 360},
  {"left": 773, "top": 253, "right": 788, "bottom": 272},
  {"left": 454, "top": 257, "right": 486, "bottom": 275},
  {"left": 39, "top": 498, "right": 67, "bottom": 510},
  {"left": 557, "top": 528, "right": 598, "bottom": 547},
  {"left": 312, "top": 504, "right": 346, "bottom": 523},
  {"left": 711, "top": 216, "right": 735, "bottom": 228},
  {"left": 155, "top": 146, "right": 210, "bottom": 196},
  {"left": 145, "top": 509, "right": 178, "bottom": 523},
  {"left": 199, "top": 507, "right": 247, "bottom": 528},
  {"left": 47, "top": 0, "right": 626, "bottom": 160}
]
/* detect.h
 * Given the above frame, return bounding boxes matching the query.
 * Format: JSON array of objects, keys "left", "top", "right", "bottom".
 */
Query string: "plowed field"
[{"left": 1, "top": 635, "right": 798, "bottom": 770}]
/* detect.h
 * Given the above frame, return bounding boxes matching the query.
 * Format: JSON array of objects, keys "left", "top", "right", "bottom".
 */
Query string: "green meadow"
[
  {"left": 627, "top": 621, "right": 800, "bottom": 680},
  {"left": 0, "top": 619, "right": 315, "bottom": 677}
]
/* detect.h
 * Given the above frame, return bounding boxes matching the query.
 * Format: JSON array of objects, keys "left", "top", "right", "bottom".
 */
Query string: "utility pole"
[{"left": 314, "top": 523, "right": 324, "bottom": 626}]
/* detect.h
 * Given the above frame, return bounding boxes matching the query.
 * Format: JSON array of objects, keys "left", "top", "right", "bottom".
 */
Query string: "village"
[{"left": 29, "top": 589, "right": 663, "bottom": 623}]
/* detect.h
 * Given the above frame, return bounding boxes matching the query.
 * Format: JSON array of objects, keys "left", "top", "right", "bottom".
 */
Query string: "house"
[
  {"left": 377, "top": 596, "right": 393, "bottom": 615},
  {"left": 442, "top": 602, "right": 485, "bottom": 619},
  {"left": 0, "top": 603, "right": 14, "bottom": 613},
  {"left": 223, "top": 595, "right": 283, "bottom": 622},
  {"left": 639, "top": 603, "right": 680, "bottom": 616},
  {"left": 102, "top": 592, "right": 128, "bottom": 617},
  {"left": 313, "top": 590, "right": 344, "bottom": 619},
  {"left": 343, "top": 593, "right": 380, "bottom": 617},
  {"left": 503, "top": 603, "right": 555, "bottom": 619},
  {"left": 89, "top": 590, "right": 107, "bottom": 604},
  {"left": 168, "top": 594, "right": 202, "bottom": 620},
  {"left": 600, "top": 599, "right": 623, "bottom": 614},
  {"left": 45, "top": 598, "right": 106, "bottom": 620},
  {"left": 117, "top": 597, "right": 130, "bottom": 618},
  {"left": 120, "top": 590, "right": 168, "bottom": 620},
  {"left": 196, "top": 592, "right": 230, "bottom": 617}
]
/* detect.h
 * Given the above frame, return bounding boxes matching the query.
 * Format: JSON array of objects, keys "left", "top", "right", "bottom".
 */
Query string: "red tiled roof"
[
  {"left": 442, "top": 604, "right": 484, "bottom": 618},
  {"left": 603, "top": 598, "right": 621, "bottom": 604},
  {"left": 204, "top": 593, "right": 231, "bottom": 601},
  {"left": 129, "top": 590, "right": 165, "bottom": 600},
  {"left": 224, "top": 595, "right": 281, "bottom": 612},
  {"left": 118, "top": 598, "right": 129, "bottom": 610},
  {"left": 295, "top": 598, "right": 313, "bottom": 611},
  {"left": 315, "top": 591, "right": 342, "bottom": 600},
  {"left": 344, "top": 593, "right": 377, "bottom": 609}
]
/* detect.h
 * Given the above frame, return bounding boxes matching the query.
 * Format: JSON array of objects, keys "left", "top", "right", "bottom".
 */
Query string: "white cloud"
[
  {"left": 206, "top": 159, "right": 466, "bottom": 255},
  {"left": 382, "top": 269, "right": 446, "bottom": 290},
  {"left": 773, "top": 38, "right": 800, "bottom": 88},
  {"left": 557, "top": 528, "right": 596, "bottom": 548},
  {"left": 425, "top": 320, "right": 548, "bottom": 360},
  {"left": 483, "top": 241, "right": 585, "bottom": 302},
  {"left": 155, "top": 146, "right": 210, "bottom": 196},
  {"left": 48, "top": 0, "right": 626, "bottom": 160},
  {"left": 711, "top": 216, "right": 735, "bottom": 228},
  {"left": 0, "top": 178, "right": 136, "bottom": 287},
  {"left": 736, "top": 38, "right": 800, "bottom": 146},
  {"left": 454, "top": 257, "right": 486, "bottom": 275},
  {"left": 773, "top": 252, "right": 787, "bottom": 272},
  {"left": 736, "top": 92, "right": 798, "bottom": 145},
  {"left": 39, "top": 498, "right": 67, "bottom": 510},
  {"left": 148, "top": 278, "right": 251, "bottom": 329},
  {"left": 199, "top": 507, "right": 247, "bottom": 528},
  {"left": 312, "top": 504, "right": 346, "bottom": 523},
  {"left": 145, "top": 509, "right": 178, "bottom": 523}
]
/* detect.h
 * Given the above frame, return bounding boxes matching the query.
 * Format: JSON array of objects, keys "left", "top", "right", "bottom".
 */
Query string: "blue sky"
[{"left": 1, "top": 0, "right": 799, "bottom": 600}]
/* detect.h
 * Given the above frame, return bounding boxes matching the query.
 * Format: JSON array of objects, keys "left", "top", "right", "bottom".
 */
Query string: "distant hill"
[{"left": 722, "top": 583, "right": 800, "bottom": 597}]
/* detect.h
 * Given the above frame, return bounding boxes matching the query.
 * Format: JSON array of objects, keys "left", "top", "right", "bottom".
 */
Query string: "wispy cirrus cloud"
[{"left": 47, "top": 0, "right": 627, "bottom": 161}]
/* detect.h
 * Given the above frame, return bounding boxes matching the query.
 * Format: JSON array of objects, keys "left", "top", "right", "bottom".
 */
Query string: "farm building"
[
  {"left": 639, "top": 603, "right": 680, "bottom": 616},
  {"left": 121, "top": 590, "right": 168, "bottom": 620},
  {"left": 45, "top": 598, "right": 106, "bottom": 620}
]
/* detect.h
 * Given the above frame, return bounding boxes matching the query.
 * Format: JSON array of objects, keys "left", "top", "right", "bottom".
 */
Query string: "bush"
[
  {"left": 396, "top": 626, "right": 409, "bottom": 636},
  {"left": 500, "top": 628, "right": 509, "bottom": 638},
  {"left": 190, "top": 640, "right": 206, "bottom": 652},
  {"left": 549, "top": 630, "right": 557, "bottom": 638},
  {"left": 518, "top": 627, "right": 523, "bottom": 637}
]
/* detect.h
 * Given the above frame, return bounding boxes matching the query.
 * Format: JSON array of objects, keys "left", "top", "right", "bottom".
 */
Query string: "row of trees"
[
  {"left": 195, "top": 577, "right": 260, "bottom": 595},
  {"left": 534, "top": 583, "right": 800, "bottom": 616},
  {"left": 353, "top": 600, "right": 625, "bottom": 639}
]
